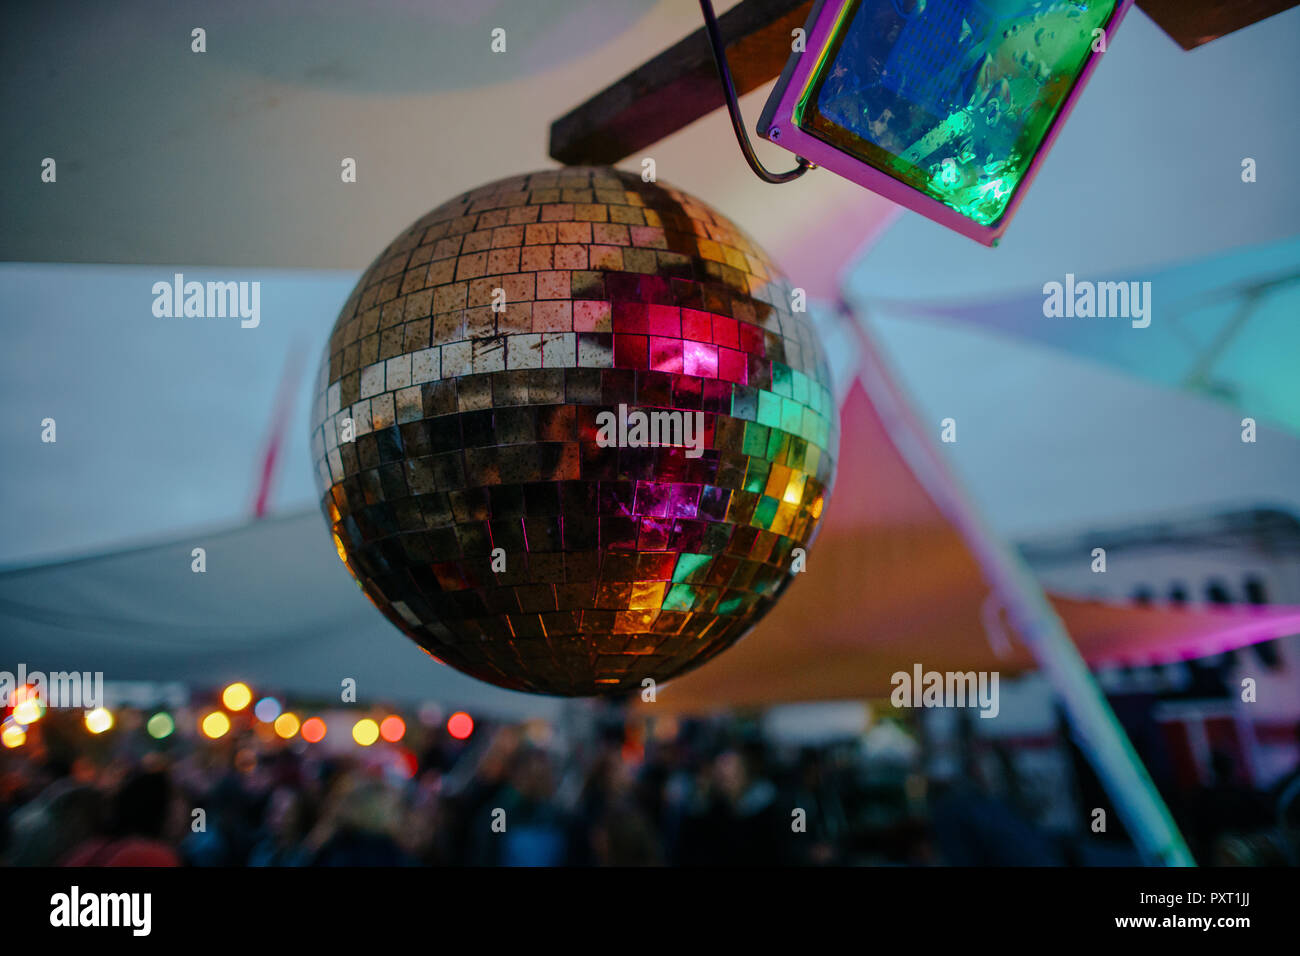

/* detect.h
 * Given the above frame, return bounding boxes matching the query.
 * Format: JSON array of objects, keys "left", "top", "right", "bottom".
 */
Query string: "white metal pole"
[{"left": 845, "top": 304, "right": 1194, "bottom": 866}]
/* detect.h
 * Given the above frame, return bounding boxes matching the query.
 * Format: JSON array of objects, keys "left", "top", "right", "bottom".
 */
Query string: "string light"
[
  {"left": 352, "top": 718, "right": 379, "bottom": 746},
  {"left": 12, "top": 695, "right": 44, "bottom": 726},
  {"left": 221, "top": 682, "right": 252, "bottom": 711},
  {"left": 84, "top": 708, "right": 114, "bottom": 734},
  {"left": 274, "top": 712, "right": 300, "bottom": 739},
  {"left": 447, "top": 712, "right": 474, "bottom": 740},
  {"left": 379, "top": 715, "right": 406, "bottom": 742},
  {"left": 2, "top": 719, "right": 26, "bottom": 748},
  {"left": 253, "top": 697, "right": 281, "bottom": 722},
  {"left": 146, "top": 712, "right": 175, "bottom": 739},
  {"left": 201, "top": 711, "right": 231, "bottom": 739}
]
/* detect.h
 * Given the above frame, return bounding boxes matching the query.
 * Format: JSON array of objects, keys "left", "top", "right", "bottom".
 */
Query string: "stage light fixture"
[{"left": 759, "top": 0, "right": 1134, "bottom": 244}]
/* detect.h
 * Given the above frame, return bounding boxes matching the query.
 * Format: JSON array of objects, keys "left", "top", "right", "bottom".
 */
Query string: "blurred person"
[
  {"left": 5, "top": 779, "right": 101, "bottom": 866},
  {"left": 486, "top": 745, "right": 568, "bottom": 867},
  {"left": 63, "top": 768, "right": 180, "bottom": 866},
  {"left": 441, "top": 725, "right": 522, "bottom": 864},
  {"left": 306, "top": 775, "right": 415, "bottom": 866},
  {"left": 400, "top": 770, "right": 447, "bottom": 866},
  {"left": 1186, "top": 751, "right": 1271, "bottom": 865},
  {"left": 248, "top": 785, "right": 314, "bottom": 867},
  {"left": 657, "top": 742, "right": 704, "bottom": 861},
  {"left": 788, "top": 748, "right": 849, "bottom": 866},
  {"left": 567, "top": 746, "right": 636, "bottom": 865},
  {"left": 591, "top": 802, "right": 661, "bottom": 866},
  {"left": 1266, "top": 721, "right": 1300, "bottom": 864},
  {"left": 676, "top": 748, "right": 787, "bottom": 865},
  {"left": 179, "top": 751, "right": 264, "bottom": 866},
  {"left": 927, "top": 731, "right": 1065, "bottom": 866},
  {"left": 635, "top": 741, "right": 673, "bottom": 833}
]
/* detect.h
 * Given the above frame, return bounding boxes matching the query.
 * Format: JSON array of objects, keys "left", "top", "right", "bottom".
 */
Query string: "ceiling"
[{"left": 1, "top": 0, "right": 891, "bottom": 270}]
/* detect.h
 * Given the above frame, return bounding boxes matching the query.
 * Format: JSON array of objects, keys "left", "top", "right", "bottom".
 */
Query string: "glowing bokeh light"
[
  {"left": 447, "top": 711, "right": 474, "bottom": 740},
  {"left": 352, "top": 718, "right": 379, "bottom": 746},
  {"left": 2, "top": 722, "right": 25, "bottom": 748},
  {"left": 84, "top": 708, "right": 114, "bottom": 734},
  {"left": 12, "top": 696, "right": 44, "bottom": 725},
  {"left": 254, "top": 697, "right": 281, "bottom": 723},
  {"left": 301, "top": 717, "right": 327, "bottom": 743},
  {"left": 146, "top": 712, "right": 175, "bottom": 739},
  {"left": 379, "top": 715, "right": 406, "bottom": 742},
  {"left": 221, "top": 682, "right": 252, "bottom": 711},
  {"left": 274, "top": 712, "right": 300, "bottom": 739},
  {"left": 201, "top": 711, "right": 231, "bottom": 739}
]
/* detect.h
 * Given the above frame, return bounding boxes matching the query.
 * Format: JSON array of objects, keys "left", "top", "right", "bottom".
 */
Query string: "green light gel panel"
[{"left": 761, "top": 0, "right": 1132, "bottom": 245}]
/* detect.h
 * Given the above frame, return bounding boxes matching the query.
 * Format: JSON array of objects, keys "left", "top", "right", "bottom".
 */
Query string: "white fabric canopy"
[{"left": 0, "top": 511, "right": 562, "bottom": 719}]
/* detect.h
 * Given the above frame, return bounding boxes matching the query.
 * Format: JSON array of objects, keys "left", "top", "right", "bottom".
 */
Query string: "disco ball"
[{"left": 310, "top": 168, "right": 837, "bottom": 695}]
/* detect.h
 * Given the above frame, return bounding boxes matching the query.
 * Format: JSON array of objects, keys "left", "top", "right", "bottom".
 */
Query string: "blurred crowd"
[{"left": 2, "top": 705, "right": 1299, "bottom": 867}]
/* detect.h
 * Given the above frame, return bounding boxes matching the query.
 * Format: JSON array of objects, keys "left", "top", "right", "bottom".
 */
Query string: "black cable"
[{"left": 698, "top": 0, "right": 812, "bottom": 184}]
